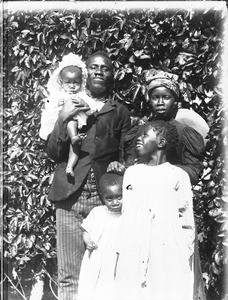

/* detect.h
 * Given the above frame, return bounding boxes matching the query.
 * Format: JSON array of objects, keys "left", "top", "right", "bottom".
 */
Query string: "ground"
[{"left": 3, "top": 260, "right": 58, "bottom": 300}]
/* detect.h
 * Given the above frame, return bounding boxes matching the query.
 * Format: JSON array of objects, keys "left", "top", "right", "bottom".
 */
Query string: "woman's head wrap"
[
  {"left": 47, "top": 53, "right": 87, "bottom": 93},
  {"left": 145, "top": 69, "right": 180, "bottom": 99}
]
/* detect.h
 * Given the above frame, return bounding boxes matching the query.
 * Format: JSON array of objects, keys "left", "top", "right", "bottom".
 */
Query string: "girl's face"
[
  {"left": 61, "top": 69, "right": 82, "bottom": 94},
  {"left": 135, "top": 126, "right": 159, "bottom": 159},
  {"left": 102, "top": 184, "right": 122, "bottom": 213},
  {"left": 149, "top": 86, "right": 176, "bottom": 120}
]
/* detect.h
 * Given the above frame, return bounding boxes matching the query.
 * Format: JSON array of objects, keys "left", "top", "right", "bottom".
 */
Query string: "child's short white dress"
[
  {"left": 77, "top": 206, "right": 121, "bottom": 300},
  {"left": 39, "top": 91, "right": 103, "bottom": 140},
  {"left": 114, "top": 162, "right": 195, "bottom": 300}
]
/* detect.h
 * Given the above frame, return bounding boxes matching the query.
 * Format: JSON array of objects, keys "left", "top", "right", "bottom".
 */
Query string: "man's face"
[
  {"left": 135, "top": 125, "right": 159, "bottom": 159},
  {"left": 86, "top": 55, "right": 113, "bottom": 97},
  {"left": 149, "top": 86, "right": 176, "bottom": 120},
  {"left": 102, "top": 184, "right": 122, "bottom": 213}
]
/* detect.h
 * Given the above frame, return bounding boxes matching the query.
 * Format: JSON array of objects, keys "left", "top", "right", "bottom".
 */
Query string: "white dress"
[
  {"left": 77, "top": 206, "right": 122, "bottom": 300},
  {"left": 114, "top": 162, "right": 195, "bottom": 300},
  {"left": 39, "top": 91, "right": 104, "bottom": 140}
]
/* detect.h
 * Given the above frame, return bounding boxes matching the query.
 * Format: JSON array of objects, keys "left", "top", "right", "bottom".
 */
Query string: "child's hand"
[
  {"left": 86, "top": 241, "right": 98, "bottom": 252},
  {"left": 83, "top": 231, "right": 98, "bottom": 252}
]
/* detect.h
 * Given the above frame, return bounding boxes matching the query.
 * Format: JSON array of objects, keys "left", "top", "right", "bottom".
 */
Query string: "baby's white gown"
[{"left": 114, "top": 162, "right": 195, "bottom": 300}]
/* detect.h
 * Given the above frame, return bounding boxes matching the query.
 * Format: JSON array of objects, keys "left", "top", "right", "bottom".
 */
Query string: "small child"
[
  {"left": 39, "top": 53, "right": 100, "bottom": 177},
  {"left": 77, "top": 173, "right": 123, "bottom": 300}
]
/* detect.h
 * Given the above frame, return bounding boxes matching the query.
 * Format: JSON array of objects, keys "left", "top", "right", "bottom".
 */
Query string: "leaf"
[{"left": 21, "top": 29, "right": 30, "bottom": 37}]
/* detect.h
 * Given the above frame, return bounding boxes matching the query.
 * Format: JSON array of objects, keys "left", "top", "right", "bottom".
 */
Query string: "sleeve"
[
  {"left": 44, "top": 116, "right": 70, "bottom": 163},
  {"left": 118, "top": 106, "right": 131, "bottom": 164},
  {"left": 177, "top": 126, "right": 205, "bottom": 185},
  {"left": 81, "top": 207, "right": 105, "bottom": 243},
  {"left": 39, "top": 98, "right": 60, "bottom": 140},
  {"left": 175, "top": 171, "right": 195, "bottom": 256},
  {"left": 81, "top": 208, "right": 98, "bottom": 234},
  {"left": 123, "top": 124, "right": 140, "bottom": 167}
]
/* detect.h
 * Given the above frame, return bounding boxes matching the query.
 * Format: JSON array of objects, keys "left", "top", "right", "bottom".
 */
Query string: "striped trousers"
[{"left": 56, "top": 169, "right": 102, "bottom": 300}]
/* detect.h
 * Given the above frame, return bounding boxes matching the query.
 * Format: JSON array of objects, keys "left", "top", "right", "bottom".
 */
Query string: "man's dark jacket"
[{"left": 45, "top": 98, "right": 131, "bottom": 202}]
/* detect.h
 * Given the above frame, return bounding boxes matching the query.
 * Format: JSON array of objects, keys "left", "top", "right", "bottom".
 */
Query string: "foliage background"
[{"left": 2, "top": 2, "right": 228, "bottom": 299}]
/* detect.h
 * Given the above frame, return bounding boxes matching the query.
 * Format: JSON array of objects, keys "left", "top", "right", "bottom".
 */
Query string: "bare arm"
[
  {"left": 45, "top": 98, "right": 90, "bottom": 162},
  {"left": 82, "top": 231, "right": 98, "bottom": 252}
]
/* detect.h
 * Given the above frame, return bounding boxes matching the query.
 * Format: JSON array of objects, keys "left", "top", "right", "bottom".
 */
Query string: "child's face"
[
  {"left": 135, "top": 125, "right": 159, "bottom": 158},
  {"left": 102, "top": 184, "right": 122, "bottom": 213},
  {"left": 149, "top": 86, "right": 176, "bottom": 120},
  {"left": 61, "top": 69, "right": 82, "bottom": 94}
]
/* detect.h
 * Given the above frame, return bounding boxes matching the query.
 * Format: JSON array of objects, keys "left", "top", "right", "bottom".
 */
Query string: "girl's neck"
[
  {"left": 147, "top": 155, "right": 167, "bottom": 166},
  {"left": 138, "top": 152, "right": 167, "bottom": 166}
]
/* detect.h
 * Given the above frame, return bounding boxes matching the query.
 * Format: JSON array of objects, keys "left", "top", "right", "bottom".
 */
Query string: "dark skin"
[
  {"left": 107, "top": 125, "right": 167, "bottom": 173},
  {"left": 86, "top": 55, "right": 113, "bottom": 98},
  {"left": 148, "top": 86, "right": 178, "bottom": 121},
  {"left": 59, "top": 54, "right": 113, "bottom": 125},
  {"left": 107, "top": 86, "right": 178, "bottom": 173}
]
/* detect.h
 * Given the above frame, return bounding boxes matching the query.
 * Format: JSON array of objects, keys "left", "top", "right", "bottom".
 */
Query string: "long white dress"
[
  {"left": 77, "top": 206, "right": 121, "bottom": 300},
  {"left": 114, "top": 162, "right": 195, "bottom": 300}
]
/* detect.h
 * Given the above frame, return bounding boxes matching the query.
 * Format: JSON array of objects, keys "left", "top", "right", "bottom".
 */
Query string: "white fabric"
[
  {"left": 39, "top": 91, "right": 104, "bottom": 140},
  {"left": 176, "top": 108, "right": 209, "bottom": 144},
  {"left": 39, "top": 53, "right": 106, "bottom": 140},
  {"left": 78, "top": 206, "right": 122, "bottom": 300},
  {"left": 47, "top": 53, "right": 88, "bottom": 93},
  {"left": 114, "top": 163, "right": 195, "bottom": 300}
]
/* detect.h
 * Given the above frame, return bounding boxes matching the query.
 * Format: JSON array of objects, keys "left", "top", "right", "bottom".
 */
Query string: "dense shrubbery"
[{"left": 3, "top": 4, "right": 228, "bottom": 299}]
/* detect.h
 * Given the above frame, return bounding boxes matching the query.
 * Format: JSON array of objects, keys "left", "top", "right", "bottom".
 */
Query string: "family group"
[{"left": 39, "top": 51, "right": 209, "bottom": 300}]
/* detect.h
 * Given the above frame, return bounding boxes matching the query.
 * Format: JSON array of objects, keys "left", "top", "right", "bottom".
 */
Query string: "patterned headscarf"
[{"left": 145, "top": 69, "right": 180, "bottom": 99}]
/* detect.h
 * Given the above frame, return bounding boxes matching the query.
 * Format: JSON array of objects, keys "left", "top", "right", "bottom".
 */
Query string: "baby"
[{"left": 39, "top": 53, "right": 98, "bottom": 178}]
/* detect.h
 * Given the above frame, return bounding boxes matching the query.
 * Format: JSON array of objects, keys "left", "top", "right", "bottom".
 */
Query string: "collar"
[
  {"left": 85, "top": 90, "right": 109, "bottom": 103},
  {"left": 96, "top": 97, "right": 118, "bottom": 115}
]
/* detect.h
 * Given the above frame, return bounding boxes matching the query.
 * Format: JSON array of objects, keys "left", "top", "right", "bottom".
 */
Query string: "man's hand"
[
  {"left": 59, "top": 98, "right": 90, "bottom": 124},
  {"left": 107, "top": 161, "right": 126, "bottom": 174}
]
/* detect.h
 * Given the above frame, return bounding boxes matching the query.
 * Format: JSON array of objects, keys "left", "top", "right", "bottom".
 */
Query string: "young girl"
[
  {"left": 114, "top": 120, "right": 195, "bottom": 300},
  {"left": 39, "top": 53, "right": 100, "bottom": 177},
  {"left": 77, "top": 173, "right": 123, "bottom": 300}
]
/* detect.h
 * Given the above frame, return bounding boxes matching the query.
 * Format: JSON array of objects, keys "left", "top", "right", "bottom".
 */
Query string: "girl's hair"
[
  {"left": 146, "top": 120, "right": 179, "bottom": 164},
  {"left": 99, "top": 173, "right": 123, "bottom": 194}
]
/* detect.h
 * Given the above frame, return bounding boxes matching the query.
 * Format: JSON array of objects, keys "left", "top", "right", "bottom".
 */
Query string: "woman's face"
[
  {"left": 149, "top": 86, "right": 176, "bottom": 120},
  {"left": 86, "top": 55, "right": 113, "bottom": 98}
]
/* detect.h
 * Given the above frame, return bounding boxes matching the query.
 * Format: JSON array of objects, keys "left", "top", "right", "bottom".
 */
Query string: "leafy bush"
[{"left": 3, "top": 4, "right": 228, "bottom": 299}]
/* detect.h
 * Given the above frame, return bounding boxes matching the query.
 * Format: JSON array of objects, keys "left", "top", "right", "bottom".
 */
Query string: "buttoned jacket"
[{"left": 45, "top": 98, "right": 131, "bottom": 202}]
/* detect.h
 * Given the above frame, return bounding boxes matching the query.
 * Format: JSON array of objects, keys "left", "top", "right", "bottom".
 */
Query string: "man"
[{"left": 44, "top": 51, "right": 131, "bottom": 300}]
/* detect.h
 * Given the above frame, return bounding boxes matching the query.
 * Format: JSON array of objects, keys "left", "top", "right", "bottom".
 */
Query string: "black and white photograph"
[{"left": 2, "top": 1, "right": 228, "bottom": 300}]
